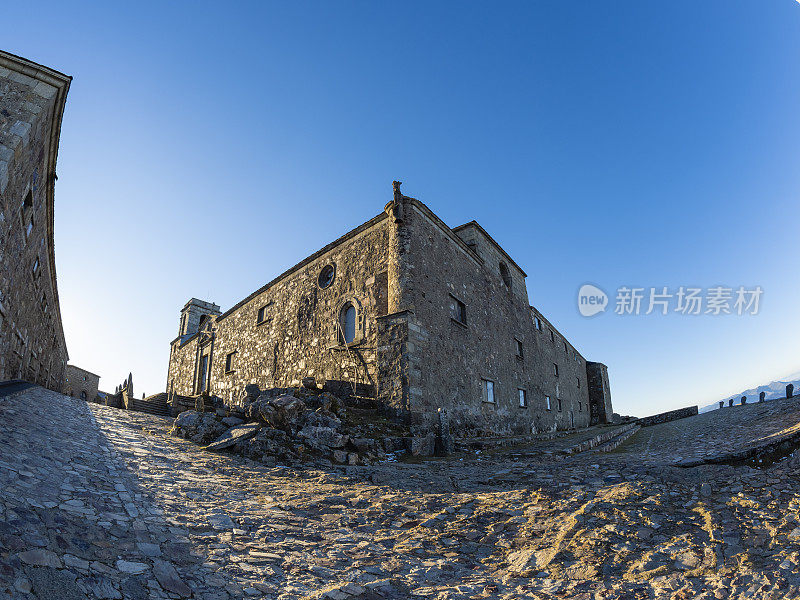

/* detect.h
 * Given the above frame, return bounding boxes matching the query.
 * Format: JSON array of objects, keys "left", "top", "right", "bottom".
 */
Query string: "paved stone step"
[
  {"left": 593, "top": 424, "right": 641, "bottom": 453},
  {"left": 128, "top": 398, "right": 170, "bottom": 416},
  {"left": 560, "top": 422, "right": 639, "bottom": 456},
  {"left": 455, "top": 427, "right": 595, "bottom": 452}
]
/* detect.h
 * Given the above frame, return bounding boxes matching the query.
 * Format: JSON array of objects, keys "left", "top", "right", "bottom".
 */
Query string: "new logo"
[{"left": 578, "top": 284, "right": 608, "bottom": 317}]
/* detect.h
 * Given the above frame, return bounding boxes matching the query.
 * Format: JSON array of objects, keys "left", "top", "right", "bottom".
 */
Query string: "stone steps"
[
  {"left": 128, "top": 397, "right": 170, "bottom": 417},
  {"left": 561, "top": 422, "right": 639, "bottom": 456},
  {"left": 592, "top": 424, "right": 641, "bottom": 453},
  {"left": 455, "top": 427, "right": 593, "bottom": 452}
]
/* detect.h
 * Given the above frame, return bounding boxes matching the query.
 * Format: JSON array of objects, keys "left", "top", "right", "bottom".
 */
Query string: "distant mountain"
[{"left": 699, "top": 373, "right": 800, "bottom": 413}]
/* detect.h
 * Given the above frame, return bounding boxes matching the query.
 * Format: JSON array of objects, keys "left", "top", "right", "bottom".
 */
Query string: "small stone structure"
[
  {"left": 719, "top": 401, "right": 724, "bottom": 409},
  {"left": 167, "top": 185, "right": 612, "bottom": 445},
  {"left": 788, "top": 384, "right": 794, "bottom": 399},
  {"left": 741, "top": 396, "right": 747, "bottom": 405},
  {"left": 63, "top": 364, "right": 100, "bottom": 402},
  {"left": 760, "top": 391, "right": 766, "bottom": 403},
  {"left": 0, "top": 51, "right": 71, "bottom": 390},
  {"left": 104, "top": 373, "right": 133, "bottom": 409}
]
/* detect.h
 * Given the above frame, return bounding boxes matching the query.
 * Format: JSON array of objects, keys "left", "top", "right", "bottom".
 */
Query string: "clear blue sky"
[{"left": 5, "top": 1, "right": 800, "bottom": 415}]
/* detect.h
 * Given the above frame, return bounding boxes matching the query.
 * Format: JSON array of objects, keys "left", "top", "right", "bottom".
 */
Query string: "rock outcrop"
[{"left": 170, "top": 385, "right": 405, "bottom": 465}]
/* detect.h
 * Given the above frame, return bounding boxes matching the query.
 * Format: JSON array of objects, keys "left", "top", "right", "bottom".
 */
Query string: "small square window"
[
  {"left": 450, "top": 295, "right": 466, "bottom": 325},
  {"left": 545, "top": 395, "right": 551, "bottom": 410},
  {"left": 553, "top": 363, "right": 559, "bottom": 377},
  {"left": 482, "top": 379, "right": 495, "bottom": 403},
  {"left": 515, "top": 338, "right": 524, "bottom": 358},
  {"left": 225, "top": 351, "right": 237, "bottom": 373},
  {"left": 518, "top": 389, "right": 527, "bottom": 408},
  {"left": 257, "top": 304, "right": 271, "bottom": 325}
]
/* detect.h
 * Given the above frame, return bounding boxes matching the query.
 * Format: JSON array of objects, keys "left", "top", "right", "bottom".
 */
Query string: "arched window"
[
  {"left": 499, "top": 262, "right": 512, "bottom": 289},
  {"left": 80, "top": 391, "right": 87, "bottom": 400},
  {"left": 340, "top": 303, "right": 356, "bottom": 344}
]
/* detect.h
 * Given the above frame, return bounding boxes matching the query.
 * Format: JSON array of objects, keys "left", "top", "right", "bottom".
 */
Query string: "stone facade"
[
  {"left": 167, "top": 185, "right": 612, "bottom": 440},
  {"left": 0, "top": 51, "right": 70, "bottom": 390},
  {"left": 64, "top": 364, "right": 100, "bottom": 402}
]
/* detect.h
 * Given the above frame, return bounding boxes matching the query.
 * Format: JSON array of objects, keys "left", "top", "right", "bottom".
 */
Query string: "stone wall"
[
  {"left": 0, "top": 52, "right": 70, "bottom": 390},
  {"left": 394, "top": 199, "right": 593, "bottom": 437},
  {"left": 168, "top": 214, "right": 392, "bottom": 404},
  {"left": 64, "top": 364, "right": 100, "bottom": 402},
  {"left": 638, "top": 405, "right": 699, "bottom": 427}
]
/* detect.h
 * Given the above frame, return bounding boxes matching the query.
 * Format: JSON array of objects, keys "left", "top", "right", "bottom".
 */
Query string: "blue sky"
[{"left": 5, "top": 1, "right": 800, "bottom": 415}]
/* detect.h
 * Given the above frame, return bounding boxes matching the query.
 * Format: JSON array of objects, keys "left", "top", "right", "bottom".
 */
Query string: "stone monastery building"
[{"left": 167, "top": 184, "right": 612, "bottom": 438}]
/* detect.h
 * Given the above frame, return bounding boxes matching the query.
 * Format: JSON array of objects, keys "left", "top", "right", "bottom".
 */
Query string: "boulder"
[
  {"left": 204, "top": 423, "right": 261, "bottom": 451},
  {"left": 301, "top": 409, "right": 342, "bottom": 430},
  {"left": 172, "top": 410, "right": 202, "bottom": 433},
  {"left": 269, "top": 395, "right": 307, "bottom": 431},
  {"left": 238, "top": 428, "right": 292, "bottom": 461},
  {"left": 352, "top": 438, "right": 376, "bottom": 453},
  {"left": 298, "top": 426, "right": 348, "bottom": 450},
  {"left": 222, "top": 416, "right": 244, "bottom": 427},
  {"left": 248, "top": 396, "right": 276, "bottom": 423},
  {"left": 190, "top": 414, "right": 229, "bottom": 445},
  {"left": 304, "top": 391, "right": 346, "bottom": 415},
  {"left": 171, "top": 411, "right": 229, "bottom": 445},
  {"left": 244, "top": 384, "right": 261, "bottom": 400}
]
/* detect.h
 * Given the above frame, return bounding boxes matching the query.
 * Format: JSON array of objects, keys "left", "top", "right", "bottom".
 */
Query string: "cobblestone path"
[
  {"left": 612, "top": 396, "right": 800, "bottom": 465},
  {"left": 4, "top": 387, "right": 800, "bottom": 599}
]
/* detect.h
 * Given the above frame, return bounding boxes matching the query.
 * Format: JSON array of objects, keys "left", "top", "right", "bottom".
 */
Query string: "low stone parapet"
[{"left": 638, "top": 406, "right": 698, "bottom": 427}]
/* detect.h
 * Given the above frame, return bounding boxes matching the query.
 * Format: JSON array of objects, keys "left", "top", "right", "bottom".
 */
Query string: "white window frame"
[{"left": 482, "top": 379, "right": 495, "bottom": 404}]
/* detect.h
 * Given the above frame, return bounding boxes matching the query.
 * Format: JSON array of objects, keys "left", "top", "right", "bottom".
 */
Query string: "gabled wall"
[
  {"left": 167, "top": 214, "right": 392, "bottom": 403},
  {"left": 386, "top": 197, "right": 593, "bottom": 437}
]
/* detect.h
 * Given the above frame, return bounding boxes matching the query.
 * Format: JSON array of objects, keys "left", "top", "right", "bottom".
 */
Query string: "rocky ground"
[{"left": 3, "top": 387, "right": 800, "bottom": 599}]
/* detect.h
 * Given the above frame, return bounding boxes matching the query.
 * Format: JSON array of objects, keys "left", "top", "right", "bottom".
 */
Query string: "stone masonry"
[
  {"left": 63, "top": 364, "right": 100, "bottom": 402},
  {"left": 167, "top": 184, "right": 612, "bottom": 442},
  {"left": 0, "top": 50, "right": 71, "bottom": 390}
]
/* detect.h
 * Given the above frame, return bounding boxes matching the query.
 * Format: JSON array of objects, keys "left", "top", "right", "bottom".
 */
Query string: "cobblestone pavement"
[
  {"left": 4, "top": 387, "right": 800, "bottom": 599},
  {"left": 612, "top": 397, "right": 800, "bottom": 465}
]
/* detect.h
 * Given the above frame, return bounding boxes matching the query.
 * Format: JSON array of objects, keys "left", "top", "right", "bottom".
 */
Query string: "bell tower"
[{"left": 178, "top": 298, "right": 221, "bottom": 340}]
